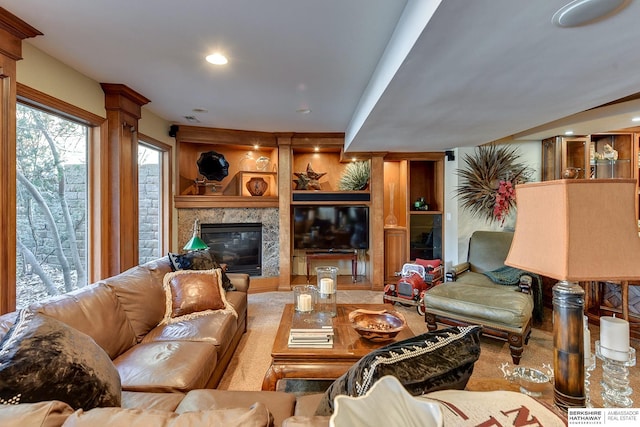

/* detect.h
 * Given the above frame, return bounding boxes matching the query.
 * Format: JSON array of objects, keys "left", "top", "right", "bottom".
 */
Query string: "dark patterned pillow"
[
  {"left": 168, "top": 249, "right": 234, "bottom": 291},
  {"left": 315, "top": 325, "right": 482, "bottom": 416},
  {"left": 0, "top": 310, "right": 121, "bottom": 410}
]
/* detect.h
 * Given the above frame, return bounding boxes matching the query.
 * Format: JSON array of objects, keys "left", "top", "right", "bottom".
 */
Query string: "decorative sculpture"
[
  {"left": 293, "top": 163, "right": 326, "bottom": 190},
  {"left": 197, "top": 151, "right": 229, "bottom": 181}
]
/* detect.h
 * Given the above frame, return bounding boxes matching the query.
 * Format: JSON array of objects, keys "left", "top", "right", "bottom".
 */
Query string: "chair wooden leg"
[
  {"left": 508, "top": 332, "right": 524, "bottom": 365},
  {"left": 425, "top": 313, "right": 438, "bottom": 331}
]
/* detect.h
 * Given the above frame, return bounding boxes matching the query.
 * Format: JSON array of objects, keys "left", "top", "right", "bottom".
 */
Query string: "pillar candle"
[
  {"left": 297, "top": 293, "right": 312, "bottom": 312},
  {"left": 320, "top": 278, "right": 334, "bottom": 294},
  {"left": 600, "top": 316, "right": 630, "bottom": 362}
]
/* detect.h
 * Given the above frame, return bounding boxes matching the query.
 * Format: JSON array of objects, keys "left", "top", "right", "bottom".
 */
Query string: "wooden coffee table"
[{"left": 261, "top": 303, "right": 414, "bottom": 391}]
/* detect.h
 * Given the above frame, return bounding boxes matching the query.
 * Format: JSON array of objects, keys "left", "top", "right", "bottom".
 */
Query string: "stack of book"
[{"left": 288, "top": 312, "right": 334, "bottom": 348}]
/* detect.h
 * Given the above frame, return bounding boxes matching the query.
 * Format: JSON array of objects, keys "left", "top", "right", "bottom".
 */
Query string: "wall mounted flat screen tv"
[{"left": 292, "top": 206, "right": 369, "bottom": 250}]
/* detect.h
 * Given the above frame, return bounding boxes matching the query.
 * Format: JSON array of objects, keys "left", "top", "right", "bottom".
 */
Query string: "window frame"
[
  {"left": 17, "top": 83, "right": 106, "bottom": 285},
  {"left": 138, "top": 134, "right": 172, "bottom": 260}
]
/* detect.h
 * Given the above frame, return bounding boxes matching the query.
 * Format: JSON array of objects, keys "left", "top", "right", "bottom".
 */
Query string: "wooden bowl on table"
[{"left": 348, "top": 309, "right": 406, "bottom": 342}]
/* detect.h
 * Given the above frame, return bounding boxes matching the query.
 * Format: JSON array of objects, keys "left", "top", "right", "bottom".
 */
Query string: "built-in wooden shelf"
[
  {"left": 174, "top": 195, "right": 279, "bottom": 209},
  {"left": 409, "top": 210, "right": 443, "bottom": 215}
]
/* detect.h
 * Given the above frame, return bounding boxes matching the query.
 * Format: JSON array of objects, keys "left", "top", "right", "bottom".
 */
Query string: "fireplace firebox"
[{"left": 201, "top": 223, "right": 262, "bottom": 276}]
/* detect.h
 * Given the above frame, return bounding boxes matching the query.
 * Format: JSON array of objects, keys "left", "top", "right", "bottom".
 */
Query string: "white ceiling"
[{"left": 4, "top": 0, "right": 640, "bottom": 153}]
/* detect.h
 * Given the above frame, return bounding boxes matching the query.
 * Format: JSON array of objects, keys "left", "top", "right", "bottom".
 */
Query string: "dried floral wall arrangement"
[{"left": 456, "top": 144, "right": 533, "bottom": 224}]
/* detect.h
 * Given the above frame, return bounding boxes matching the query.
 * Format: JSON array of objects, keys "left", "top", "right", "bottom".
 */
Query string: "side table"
[{"left": 305, "top": 250, "right": 357, "bottom": 283}]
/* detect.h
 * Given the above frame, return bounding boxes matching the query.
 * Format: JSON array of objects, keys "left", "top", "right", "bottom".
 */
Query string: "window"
[
  {"left": 138, "top": 137, "right": 171, "bottom": 264},
  {"left": 15, "top": 103, "right": 89, "bottom": 308}
]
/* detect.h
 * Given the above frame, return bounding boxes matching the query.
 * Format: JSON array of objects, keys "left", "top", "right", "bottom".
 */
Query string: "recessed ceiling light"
[
  {"left": 296, "top": 108, "right": 311, "bottom": 114},
  {"left": 205, "top": 53, "right": 228, "bottom": 65},
  {"left": 631, "top": 117, "right": 640, "bottom": 122},
  {"left": 314, "top": 147, "right": 320, "bottom": 152},
  {"left": 552, "top": 0, "right": 628, "bottom": 28},
  {"left": 193, "top": 108, "right": 208, "bottom": 113},
  {"left": 565, "top": 130, "right": 574, "bottom": 135}
]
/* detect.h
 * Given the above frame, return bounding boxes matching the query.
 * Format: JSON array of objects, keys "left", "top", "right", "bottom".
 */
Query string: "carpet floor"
[{"left": 218, "top": 290, "right": 639, "bottom": 408}]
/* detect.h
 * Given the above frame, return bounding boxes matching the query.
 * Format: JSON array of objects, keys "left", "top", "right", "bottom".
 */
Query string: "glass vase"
[{"left": 316, "top": 266, "right": 338, "bottom": 317}]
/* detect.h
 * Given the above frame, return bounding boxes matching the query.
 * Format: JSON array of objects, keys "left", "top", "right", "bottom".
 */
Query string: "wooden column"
[
  {"left": 100, "top": 83, "right": 149, "bottom": 276},
  {"left": 276, "top": 134, "right": 293, "bottom": 290},
  {"left": 370, "top": 154, "right": 385, "bottom": 290},
  {"left": 0, "top": 11, "right": 42, "bottom": 314}
]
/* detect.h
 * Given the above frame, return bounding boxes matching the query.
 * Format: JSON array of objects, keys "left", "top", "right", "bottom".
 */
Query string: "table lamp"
[
  {"left": 183, "top": 219, "right": 209, "bottom": 251},
  {"left": 505, "top": 179, "right": 640, "bottom": 411}
]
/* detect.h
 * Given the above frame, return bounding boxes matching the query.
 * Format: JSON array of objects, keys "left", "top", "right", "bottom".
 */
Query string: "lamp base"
[{"left": 552, "top": 280, "right": 586, "bottom": 411}]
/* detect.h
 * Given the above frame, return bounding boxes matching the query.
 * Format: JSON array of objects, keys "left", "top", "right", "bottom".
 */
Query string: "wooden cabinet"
[
  {"left": 590, "top": 133, "right": 634, "bottom": 179},
  {"left": 383, "top": 154, "right": 444, "bottom": 271},
  {"left": 543, "top": 132, "right": 640, "bottom": 226},
  {"left": 384, "top": 227, "right": 407, "bottom": 284},
  {"left": 408, "top": 160, "right": 443, "bottom": 260},
  {"left": 542, "top": 136, "right": 590, "bottom": 180},
  {"left": 542, "top": 133, "right": 635, "bottom": 181}
]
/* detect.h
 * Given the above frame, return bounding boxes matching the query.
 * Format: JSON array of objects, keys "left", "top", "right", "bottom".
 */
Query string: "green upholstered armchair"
[{"left": 424, "top": 231, "right": 534, "bottom": 365}]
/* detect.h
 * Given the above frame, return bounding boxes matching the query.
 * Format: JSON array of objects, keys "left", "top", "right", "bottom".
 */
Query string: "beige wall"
[
  {"left": 17, "top": 42, "right": 173, "bottom": 146},
  {"left": 443, "top": 140, "right": 541, "bottom": 267},
  {"left": 17, "top": 42, "right": 178, "bottom": 249}
]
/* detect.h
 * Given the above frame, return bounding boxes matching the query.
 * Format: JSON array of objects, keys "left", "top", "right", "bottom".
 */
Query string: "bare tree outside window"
[{"left": 16, "top": 103, "right": 88, "bottom": 308}]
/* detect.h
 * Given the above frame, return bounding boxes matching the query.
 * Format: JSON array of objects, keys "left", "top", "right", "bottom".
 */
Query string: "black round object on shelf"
[{"left": 197, "top": 151, "right": 229, "bottom": 181}]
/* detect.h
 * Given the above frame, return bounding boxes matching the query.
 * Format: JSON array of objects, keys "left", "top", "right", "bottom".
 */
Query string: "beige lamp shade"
[{"left": 505, "top": 179, "right": 640, "bottom": 282}]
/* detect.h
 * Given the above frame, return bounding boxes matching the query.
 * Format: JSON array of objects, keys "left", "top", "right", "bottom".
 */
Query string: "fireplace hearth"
[{"left": 201, "top": 223, "right": 262, "bottom": 276}]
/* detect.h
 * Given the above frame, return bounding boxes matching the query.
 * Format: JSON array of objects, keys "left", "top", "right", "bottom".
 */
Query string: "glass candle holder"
[
  {"left": 293, "top": 285, "right": 316, "bottom": 313},
  {"left": 595, "top": 340, "right": 636, "bottom": 408},
  {"left": 316, "top": 266, "right": 338, "bottom": 317}
]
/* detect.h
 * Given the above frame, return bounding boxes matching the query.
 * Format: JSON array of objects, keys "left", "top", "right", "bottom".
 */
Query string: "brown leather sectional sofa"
[
  {"left": 0, "top": 257, "right": 331, "bottom": 426},
  {"left": 1, "top": 257, "right": 249, "bottom": 392}
]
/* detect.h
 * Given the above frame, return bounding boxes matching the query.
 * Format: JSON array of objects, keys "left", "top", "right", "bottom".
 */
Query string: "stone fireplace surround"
[{"left": 177, "top": 208, "right": 279, "bottom": 277}]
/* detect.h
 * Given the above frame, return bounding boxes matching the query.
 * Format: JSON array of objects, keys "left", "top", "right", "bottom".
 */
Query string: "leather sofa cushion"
[
  {"left": 0, "top": 400, "right": 73, "bottom": 426},
  {"left": 114, "top": 340, "right": 217, "bottom": 393},
  {"left": 142, "top": 311, "right": 237, "bottom": 357},
  {"left": 104, "top": 264, "right": 167, "bottom": 342},
  {"left": 177, "top": 389, "right": 295, "bottom": 427},
  {"left": 454, "top": 270, "right": 504, "bottom": 288},
  {"left": 225, "top": 291, "right": 248, "bottom": 326},
  {"left": 282, "top": 416, "right": 331, "bottom": 427},
  {"left": 293, "top": 393, "right": 324, "bottom": 416},
  {"left": 425, "top": 281, "right": 533, "bottom": 326},
  {"left": 121, "top": 391, "right": 186, "bottom": 412},
  {"left": 467, "top": 231, "right": 514, "bottom": 273},
  {"left": 61, "top": 402, "right": 273, "bottom": 427},
  {"left": 228, "top": 273, "right": 250, "bottom": 293},
  {"left": 29, "top": 283, "right": 137, "bottom": 359}
]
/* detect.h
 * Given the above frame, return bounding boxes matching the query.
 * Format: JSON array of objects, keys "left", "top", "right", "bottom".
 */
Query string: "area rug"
[{"left": 217, "top": 290, "right": 637, "bottom": 408}]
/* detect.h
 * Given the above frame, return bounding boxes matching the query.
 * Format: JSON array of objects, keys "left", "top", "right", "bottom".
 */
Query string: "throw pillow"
[
  {"left": 415, "top": 258, "right": 442, "bottom": 270},
  {"left": 0, "top": 310, "right": 121, "bottom": 410},
  {"left": 168, "top": 249, "right": 234, "bottom": 291},
  {"left": 315, "top": 325, "right": 482, "bottom": 416},
  {"left": 161, "top": 268, "right": 237, "bottom": 325}
]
